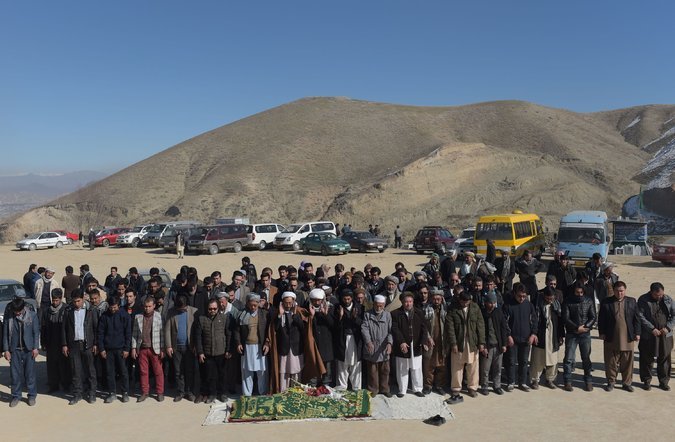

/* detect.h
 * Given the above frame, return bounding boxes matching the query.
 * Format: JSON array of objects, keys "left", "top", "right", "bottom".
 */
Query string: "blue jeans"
[
  {"left": 563, "top": 333, "right": 592, "bottom": 384},
  {"left": 10, "top": 349, "right": 37, "bottom": 400}
]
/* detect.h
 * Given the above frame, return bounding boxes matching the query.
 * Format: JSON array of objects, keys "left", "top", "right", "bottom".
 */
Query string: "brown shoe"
[
  {"left": 531, "top": 381, "right": 539, "bottom": 390},
  {"left": 467, "top": 389, "right": 477, "bottom": 398},
  {"left": 564, "top": 383, "right": 573, "bottom": 392},
  {"left": 585, "top": 383, "right": 593, "bottom": 392}
]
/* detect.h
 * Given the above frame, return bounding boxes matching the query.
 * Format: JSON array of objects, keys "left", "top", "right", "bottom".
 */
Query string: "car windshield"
[
  {"left": 460, "top": 229, "right": 475, "bottom": 239},
  {"left": 558, "top": 228, "right": 604, "bottom": 244},
  {"left": 358, "top": 232, "right": 375, "bottom": 239},
  {"left": 475, "top": 223, "right": 513, "bottom": 240},
  {"left": 283, "top": 224, "right": 302, "bottom": 233},
  {"left": 98, "top": 230, "right": 110, "bottom": 236},
  {"left": 319, "top": 233, "right": 337, "bottom": 241},
  {"left": 25, "top": 233, "right": 41, "bottom": 240},
  {"left": 129, "top": 226, "right": 143, "bottom": 233},
  {"left": 148, "top": 224, "right": 165, "bottom": 233},
  {"left": 164, "top": 228, "right": 176, "bottom": 236},
  {"left": 0, "top": 283, "right": 26, "bottom": 301}
]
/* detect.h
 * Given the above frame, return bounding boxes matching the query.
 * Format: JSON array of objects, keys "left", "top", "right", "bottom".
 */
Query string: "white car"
[
  {"left": 246, "top": 223, "right": 285, "bottom": 250},
  {"left": 117, "top": 224, "right": 155, "bottom": 247},
  {"left": 274, "top": 221, "right": 337, "bottom": 251},
  {"left": 16, "top": 232, "right": 69, "bottom": 251}
]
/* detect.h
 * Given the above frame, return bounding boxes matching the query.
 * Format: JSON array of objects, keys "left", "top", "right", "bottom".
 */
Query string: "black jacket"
[
  {"left": 97, "top": 309, "right": 132, "bottom": 351},
  {"left": 598, "top": 296, "right": 640, "bottom": 343},
  {"left": 332, "top": 303, "right": 363, "bottom": 361},
  {"left": 562, "top": 295, "right": 596, "bottom": 334},
  {"left": 533, "top": 300, "right": 565, "bottom": 351},
  {"left": 62, "top": 306, "right": 98, "bottom": 349},
  {"left": 481, "top": 306, "right": 510, "bottom": 349},
  {"left": 391, "top": 307, "right": 428, "bottom": 358},
  {"left": 503, "top": 298, "right": 537, "bottom": 344},
  {"left": 311, "top": 306, "right": 335, "bottom": 362},
  {"left": 274, "top": 311, "right": 304, "bottom": 356}
]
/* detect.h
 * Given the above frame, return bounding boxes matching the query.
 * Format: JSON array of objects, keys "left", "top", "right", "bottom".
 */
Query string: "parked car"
[
  {"left": 16, "top": 232, "right": 69, "bottom": 251},
  {"left": 300, "top": 232, "right": 351, "bottom": 255},
  {"left": 452, "top": 227, "right": 476, "bottom": 254},
  {"left": 160, "top": 226, "right": 202, "bottom": 253},
  {"left": 53, "top": 230, "right": 78, "bottom": 244},
  {"left": 117, "top": 224, "right": 155, "bottom": 248},
  {"left": 0, "top": 279, "right": 37, "bottom": 323},
  {"left": 187, "top": 224, "right": 250, "bottom": 255},
  {"left": 413, "top": 226, "right": 456, "bottom": 254},
  {"left": 274, "top": 221, "right": 337, "bottom": 251},
  {"left": 246, "top": 223, "right": 286, "bottom": 250},
  {"left": 126, "top": 268, "right": 172, "bottom": 288},
  {"left": 340, "top": 231, "right": 388, "bottom": 253},
  {"left": 652, "top": 238, "right": 675, "bottom": 266},
  {"left": 94, "top": 227, "right": 130, "bottom": 247}
]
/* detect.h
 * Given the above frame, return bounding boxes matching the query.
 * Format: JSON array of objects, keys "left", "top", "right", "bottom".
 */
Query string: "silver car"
[{"left": 0, "top": 279, "right": 37, "bottom": 323}]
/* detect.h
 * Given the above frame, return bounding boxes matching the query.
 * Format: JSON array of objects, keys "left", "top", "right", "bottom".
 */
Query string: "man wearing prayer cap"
[
  {"left": 362, "top": 294, "right": 393, "bottom": 397},
  {"left": 34, "top": 266, "right": 62, "bottom": 312},
  {"left": 307, "top": 288, "right": 333, "bottom": 385},
  {"left": 273, "top": 292, "right": 305, "bottom": 391},
  {"left": 233, "top": 292, "right": 270, "bottom": 396}
]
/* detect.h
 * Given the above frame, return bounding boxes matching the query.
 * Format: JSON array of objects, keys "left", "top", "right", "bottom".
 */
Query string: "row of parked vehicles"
[{"left": 16, "top": 221, "right": 392, "bottom": 256}]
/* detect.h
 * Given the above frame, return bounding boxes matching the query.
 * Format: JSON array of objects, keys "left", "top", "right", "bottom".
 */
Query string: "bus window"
[
  {"left": 514, "top": 221, "right": 533, "bottom": 239},
  {"left": 476, "top": 223, "right": 513, "bottom": 240}
]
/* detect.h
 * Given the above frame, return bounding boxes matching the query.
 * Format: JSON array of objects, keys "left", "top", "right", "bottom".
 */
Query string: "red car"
[
  {"left": 652, "top": 238, "right": 675, "bottom": 266},
  {"left": 95, "top": 228, "right": 130, "bottom": 247},
  {"left": 53, "top": 230, "right": 78, "bottom": 244}
]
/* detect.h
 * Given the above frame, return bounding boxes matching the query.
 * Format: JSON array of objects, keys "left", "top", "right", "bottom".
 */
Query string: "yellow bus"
[{"left": 474, "top": 211, "right": 546, "bottom": 258}]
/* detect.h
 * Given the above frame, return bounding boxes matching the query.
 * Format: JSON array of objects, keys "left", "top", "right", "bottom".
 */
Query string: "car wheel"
[
  {"left": 378, "top": 249, "right": 385, "bottom": 253},
  {"left": 102, "top": 239, "right": 110, "bottom": 247},
  {"left": 55, "top": 241, "right": 63, "bottom": 249},
  {"left": 209, "top": 244, "right": 219, "bottom": 255},
  {"left": 292, "top": 241, "right": 301, "bottom": 251},
  {"left": 321, "top": 246, "right": 328, "bottom": 256},
  {"left": 303, "top": 245, "right": 310, "bottom": 254},
  {"left": 258, "top": 240, "right": 267, "bottom": 250},
  {"left": 233, "top": 242, "right": 242, "bottom": 253},
  {"left": 131, "top": 237, "right": 140, "bottom": 248},
  {"left": 29, "top": 243, "right": 37, "bottom": 251}
]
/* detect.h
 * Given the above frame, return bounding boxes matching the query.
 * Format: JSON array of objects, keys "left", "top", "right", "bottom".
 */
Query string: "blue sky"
[{"left": 2, "top": 0, "right": 674, "bottom": 174}]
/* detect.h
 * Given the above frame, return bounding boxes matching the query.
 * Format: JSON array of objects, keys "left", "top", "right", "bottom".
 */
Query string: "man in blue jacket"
[
  {"left": 3, "top": 298, "right": 40, "bottom": 407},
  {"left": 98, "top": 296, "right": 132, "bottom": 403}
]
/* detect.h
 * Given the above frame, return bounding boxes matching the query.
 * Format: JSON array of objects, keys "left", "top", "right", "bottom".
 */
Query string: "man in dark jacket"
[
  {"left": 40, "top": 288, "right": 70, "bottom": 393},
  {"left": 503, "top": 283, "right": 537, "bottom": 391},
  {"left": 515, "top": 250, "right": 545, "bottom": 299},
  {"left": 164, "top": 295, "right": 198, "bottom": 402},
  {"left": 308, "top": 288, "right": 334, "bottom": 386},
  {"left": 562, "top": 282, "right": 597, "bottom": 391},
  {"left": 274, "top": 292, "right": 305, "bottom": 391},
  {"left": 391, "top": 292, "right": 428, "bottom": 397},
  {"left": 234, "top": 294, "right": 270, "bottom": 397},
  {"left": 3, "top": 298, "right": 40, "bottom": 407},
  {"left": 62, "top": 292, "right": 98, "bottom": 405},
  {"left": 530, "top": 287, "right": 564, "bottom": 389},
  {"left": 104, "top": 267, "right": 124, "bottom": 295},
  {"left": 546, "top": 252, "right": 577, "bottom": 298},
  {"left": 333, "top": 290, "right": 363, "bottom": 391},
  {"left": 195, "top": 298, "right": 228, "bottom": 403},
  {"left": 127, "top": 267, "right": 147, "bottom": 298},
  {"left": 98, "top": 296, "right": 132, "bottom": 403},
  {"left": 637, "top": 282, "right": 674, "bottom": 391},
  {"left": 479, "top": 291, "right": 509, "bottom": 395},
  {"left": 445, "top": 291, "right": 485, "bottom": 404},
  {"left": 598, "top": 281, "right": 640, "bottom": 392},
  {"left": 494, "top": 250, "right": 515, "bottom": 295}
]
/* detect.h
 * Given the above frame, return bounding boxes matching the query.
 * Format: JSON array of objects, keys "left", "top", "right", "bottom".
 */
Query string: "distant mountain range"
[
  {"left": 0, "top": 171, "right": 105, "bottom": 219},
  {"left": 1, "top": 97, "right": 674, "bottom": 242}
]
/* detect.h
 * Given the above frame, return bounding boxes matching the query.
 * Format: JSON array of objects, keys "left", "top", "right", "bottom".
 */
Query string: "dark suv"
[{"left": 413, "top": 226, "right": 456, "bottom": 254}]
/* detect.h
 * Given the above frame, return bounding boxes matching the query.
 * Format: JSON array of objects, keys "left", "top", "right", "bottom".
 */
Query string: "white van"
[
  {"left": 246, "top": 223, "right": 286, "bottom": 250},
  {"left": 274, "top": 221, "right": 337, "bottom": 251}
]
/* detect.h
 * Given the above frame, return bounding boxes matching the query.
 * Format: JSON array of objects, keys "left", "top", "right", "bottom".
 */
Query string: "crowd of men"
[{"left": 2, "top": 251, "right": 673, "bottom": 409}]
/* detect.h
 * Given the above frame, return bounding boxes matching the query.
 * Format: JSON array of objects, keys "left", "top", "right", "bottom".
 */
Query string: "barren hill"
[{"left": 3, "top": 97, "right": 672, "bottom": 242}]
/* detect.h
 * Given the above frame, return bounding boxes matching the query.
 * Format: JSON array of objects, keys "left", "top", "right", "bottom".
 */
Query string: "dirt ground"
[{"left": 1, "top": 244, "right": 673, "bottom": 441}]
